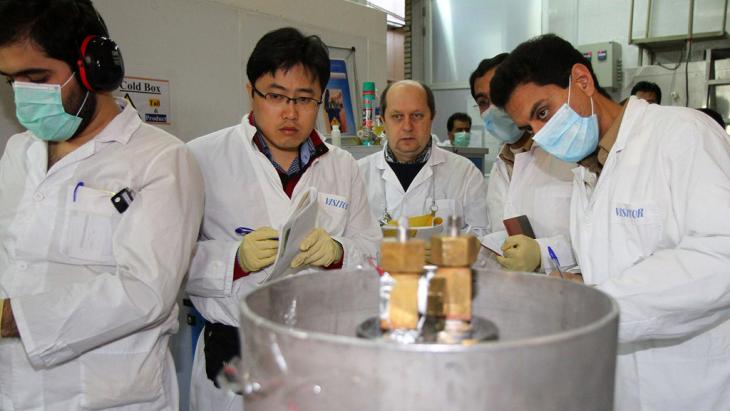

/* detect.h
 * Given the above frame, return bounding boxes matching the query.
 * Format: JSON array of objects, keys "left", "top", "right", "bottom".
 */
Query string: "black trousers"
[{"left": 203, "top": 321, "right": 240, "bottom": 387}]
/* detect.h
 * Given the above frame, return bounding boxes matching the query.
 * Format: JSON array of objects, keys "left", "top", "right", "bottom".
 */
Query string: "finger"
[
  {"left": 257, "top": 248, "right": 277, "bottom": 259},
  {"left": 502, "top": 247, "right": 519, "bottom": 259},
  {"left": 310, "top": 253, "right": 334, "bottom": 267},
  {"left": 501, "top": 239, "right": 515, "bottom": 252},
  {"left": 251, "top": 227, "right": 278, "bottom": 240},
  {"left": 255, "top": 239, "right": 279, "bottom": 251},
  {"left": 291, "top": 252, "right": 306, "bottom": 268},
  {"left": 258, "top": 254, "right": 276, "bottom": 267},
  {"left": 299, "top": 229, "right": 321, "bottom": 251},
  {"left": 303, "top": 247, "right": 329, "bottom": 266}
]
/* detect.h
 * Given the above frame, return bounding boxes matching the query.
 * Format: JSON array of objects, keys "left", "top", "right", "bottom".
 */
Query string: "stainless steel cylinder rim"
[{"left": 239, "top": 269, "right": 620, "bottom": 353}]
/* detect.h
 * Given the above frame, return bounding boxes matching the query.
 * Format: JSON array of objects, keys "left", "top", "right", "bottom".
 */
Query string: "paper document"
[
  {"left": 480, "top": 230, "right": 508, "bottom": 256},
  {"left": 264, "top": 187, "right": 319, "bottom": 283}
]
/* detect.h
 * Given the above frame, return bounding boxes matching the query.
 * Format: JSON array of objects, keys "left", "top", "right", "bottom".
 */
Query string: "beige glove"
[
  {"left": 496, "top": 234, "right": 541, "bottom": 272},
  {"left": 237, "top": 227, "right": 279, "bottom": 272},
  {"left": 291, "top": 228, "right": 344, "bottom": 268}
]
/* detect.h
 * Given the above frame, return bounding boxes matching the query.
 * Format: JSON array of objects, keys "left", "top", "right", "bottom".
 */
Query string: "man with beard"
[{"left": 0, "top": 1, "right": 204, "bottom": 409}]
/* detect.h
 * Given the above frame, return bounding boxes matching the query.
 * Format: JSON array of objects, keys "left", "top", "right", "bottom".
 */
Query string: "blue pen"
[
  {"left": 235, "top": 226, "right": 254, "bottom": 235},
  {"left": 72, "top": 181, "right": 85, "bottom": 202},
  {"left": 547, "top": 246, "right": 564, "bottom": 279},
  {"left": 234, "top": 226, "right": 279, "bottom": 240}
]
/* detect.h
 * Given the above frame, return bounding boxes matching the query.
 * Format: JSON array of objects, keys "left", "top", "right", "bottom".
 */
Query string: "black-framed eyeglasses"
[{"left": 252, "top": 85, "right": 322, "bottom": 111}]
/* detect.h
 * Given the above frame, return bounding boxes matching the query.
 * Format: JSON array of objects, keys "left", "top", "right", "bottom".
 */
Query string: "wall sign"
[{"left": 114, "top": 76, "right": 171, "bottom": 125}]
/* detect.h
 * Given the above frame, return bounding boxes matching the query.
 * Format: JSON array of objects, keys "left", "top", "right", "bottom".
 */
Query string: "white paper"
[
  {"left": 264, "top": 187, "right": 319, "bottom": 283},
  {"left": 480, "top": 230, "right": 508, "bottom": 256}
]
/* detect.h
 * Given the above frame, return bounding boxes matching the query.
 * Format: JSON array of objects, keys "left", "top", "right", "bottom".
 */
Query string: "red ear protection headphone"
[{"left": 76, "top": 34, "right": 125, "bottom": 92}]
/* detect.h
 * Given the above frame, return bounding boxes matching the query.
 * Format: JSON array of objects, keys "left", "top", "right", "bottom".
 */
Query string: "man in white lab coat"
[
  {"left": 358, "top": 80, "right": 489, "bottom": 236},
  {"left": 472, "top": 54, "right": 576, "bottom": 272},
  {"left": 0, "top": 1, "right": 204, "bottom": 409},
  {"left": 186, "top": 27, "right": 381, "bottom": 411},
  {"left": 491, "top": 33, "right": 730, "bottom": 411}
]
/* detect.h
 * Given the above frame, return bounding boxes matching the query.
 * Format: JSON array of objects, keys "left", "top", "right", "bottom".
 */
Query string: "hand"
[
  {"left": 496, "top": 234, "right": 541, "bottom": 272},
  {"left": 291, "top": 228, "right": 343, "bottom": 268},
  {"left": 237, "top": 227, "right": 279, "bottom": 272}
]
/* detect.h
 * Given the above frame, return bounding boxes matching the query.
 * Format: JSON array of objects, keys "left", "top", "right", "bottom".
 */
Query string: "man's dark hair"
[
  {"left": 447, "top": 112, "right": 471, "bottom": 132},
  {"left": 0, "top": 0, "right": 109, "bottom": 70},
  {"left": 491, "top": 34, "right": 610, "bottom": 108},
  {"left": 380, "top": 80, "right": 436, "bottom": 118},
  {"left": 469, "top": 53, "right": 509, "bottom": 99},
  {"left": 247, "top": 27, "right": 330, "bottom": 93},
  {"left": 631, "top": 81, "right": 662, "bottom": 104}
]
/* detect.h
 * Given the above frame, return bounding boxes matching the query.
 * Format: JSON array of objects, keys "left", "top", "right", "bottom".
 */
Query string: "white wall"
[
  {"left": 0, "top": 0, "right": 387, "bottom": 151},
  {"left": 545, "top": 0, "right": 640, "bottom": 100}
]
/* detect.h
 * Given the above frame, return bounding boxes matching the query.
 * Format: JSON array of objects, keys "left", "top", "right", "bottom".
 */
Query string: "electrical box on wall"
[{"left": 577, "top": 42, "right": 622, "bottom": 90}]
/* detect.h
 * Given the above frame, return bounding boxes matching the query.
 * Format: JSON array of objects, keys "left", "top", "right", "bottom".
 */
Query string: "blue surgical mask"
[
  {"left": 532, "top": 77, "right": 599, "bottom": 163},
  {"left": 481, "top": 105, "right": 522, "bottom": 144},
  {"left": 13, "top": 72, "right": 89, "bottom": 142},
  {"left": 453, "top": 131, "right": 471, "bottom": 147}
]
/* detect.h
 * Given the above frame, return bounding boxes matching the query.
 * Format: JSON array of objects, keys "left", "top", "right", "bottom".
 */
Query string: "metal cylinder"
[{"left": 239, "top": 269, "right": 619, "bottom": 411}]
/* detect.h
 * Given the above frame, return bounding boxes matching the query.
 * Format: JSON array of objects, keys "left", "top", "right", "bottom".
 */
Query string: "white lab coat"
[
  {"left": 358, "top": 144, "right": 489, "bottom": 236},
  {"left": 485, "top": 155, "right": 510, "bottom": 232},
  {"left": 571, "top": 97, "right": 730, "bottom": 410},
  {"left": 186, "top": 114, "right": 381, "bottom": 411},
  {"left": 486, "top": 145, "right": 576, "bottom": 271},
  {"left": 0, "top": 100, "right": 204, "bottom": 410}
]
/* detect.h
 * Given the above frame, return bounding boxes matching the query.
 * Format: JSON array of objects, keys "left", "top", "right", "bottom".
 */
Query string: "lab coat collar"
[
  {"left": 611, "top": 96, "right": 647, "bottom": 155},
  {"left": 375, "top": 141, "right": 447, "bottom": 170},
  {"left": 26, "top": 98, "right": 139, "bottom": 147},
  {"left": 32, "top": 98, "right": 141, "bottom": 178},
  {"left": 91, "top": 98, "right": 141, "bottom": 145},
  {"left": 242, "top": 112, "right": 328, "bottom": 159}
]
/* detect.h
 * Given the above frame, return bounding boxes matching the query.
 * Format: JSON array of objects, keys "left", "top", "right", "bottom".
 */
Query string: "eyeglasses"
[{"left": 252, "top": 85, "right": 322, "bottom": 111}]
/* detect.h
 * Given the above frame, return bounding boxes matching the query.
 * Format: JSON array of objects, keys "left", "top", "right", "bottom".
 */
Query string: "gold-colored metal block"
[
  {"left": 435, "top": 267, "right": 472, "bottom": 321},
  {"left": 430, "top": 235, "right": 480, "bottom": 267},
  {"left": 380, "top": 239, "right": 426, "bottom": 273},
  {"left": 381, "top": 273, "right": 420, "bottom": 330}
]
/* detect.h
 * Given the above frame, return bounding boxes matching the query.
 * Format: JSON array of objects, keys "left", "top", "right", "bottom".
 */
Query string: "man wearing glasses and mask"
[{"left": 185, "top": 27, "right": 380, "bottom": 411}]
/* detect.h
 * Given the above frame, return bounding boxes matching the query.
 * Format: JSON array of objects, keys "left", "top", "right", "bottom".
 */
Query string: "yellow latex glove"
[
  {"left": 291, "top": 228, "right": 343, "bottom": 268},
  {"left": 237, "top": 227, "right": 279, "bottom": 272},
  {"left": 496, "top": 234, "right": 541, "bottom": 272}
]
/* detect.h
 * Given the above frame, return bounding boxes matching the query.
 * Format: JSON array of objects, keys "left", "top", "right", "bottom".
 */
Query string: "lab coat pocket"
[
  {"left": 317, "top": 193, "right": 350, "bottom": 236},
  {"left": 60, "top": 185, "right": 119, "bottom": 264},
  {"left": 80, "top": 344, "right": 164, "bottom": 409},
  {"left": 610, "top": 201, "right": 664, "bottom": 260}
]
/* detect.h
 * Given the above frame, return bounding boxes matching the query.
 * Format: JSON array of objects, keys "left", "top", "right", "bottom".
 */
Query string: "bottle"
[
  {"left": 331, "top": 124, "right": 341, "bottom": 147},
  {"left": 362, "top": 81, "right": 376, "bottom": 145}
]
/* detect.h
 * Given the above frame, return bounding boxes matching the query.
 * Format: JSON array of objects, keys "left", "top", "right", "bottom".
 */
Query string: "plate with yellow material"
[{"left": 381, "top": 215, "right": 444, "bottom": 240}]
